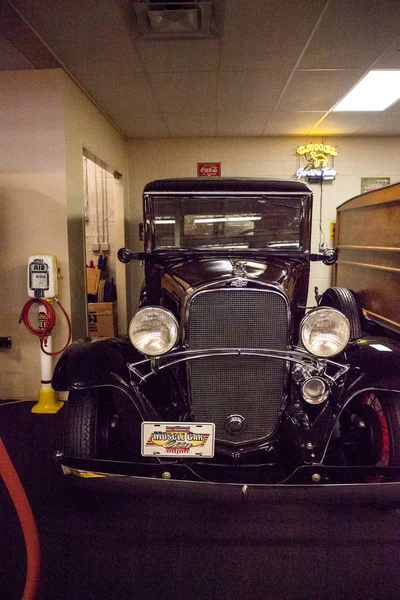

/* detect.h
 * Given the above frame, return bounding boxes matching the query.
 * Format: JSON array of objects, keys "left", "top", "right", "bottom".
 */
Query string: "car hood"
[
  {"left": 158, "top": 254, "right": 309, "bottom": 294},
  {"left": 144, "top": 253, "right": 311, "bottom": 338}
]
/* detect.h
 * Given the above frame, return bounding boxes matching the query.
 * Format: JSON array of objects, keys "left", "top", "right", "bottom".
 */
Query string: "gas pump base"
[{"left": 31, "top": 389, "right": 63, "bottom": 414}]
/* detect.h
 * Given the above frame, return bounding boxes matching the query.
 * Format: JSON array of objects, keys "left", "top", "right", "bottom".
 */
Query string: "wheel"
[
  {"left": 338, "top": 392, "right": 400, "bottom": 468},
  {"left": 320, "top": 286, "right": 363, "bottom": 340},
  {"left": 63, "top": 389, "right": 117, "bottom": 459}
]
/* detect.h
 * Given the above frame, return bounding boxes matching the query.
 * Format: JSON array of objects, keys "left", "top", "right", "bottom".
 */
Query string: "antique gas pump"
[{"left": 19, "top": 255, "right": 71, "bottom": 413}]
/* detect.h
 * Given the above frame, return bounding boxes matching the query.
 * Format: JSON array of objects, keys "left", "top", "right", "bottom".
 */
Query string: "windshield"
[{"left": 152, "top": 195, "right": 303, "bottom": 250}]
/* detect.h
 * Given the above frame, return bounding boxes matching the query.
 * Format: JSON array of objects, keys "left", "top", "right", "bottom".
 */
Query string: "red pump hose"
[
  {"left": 0, "top": 436, "right": 41, "bottom": 600},
  {"left": 19, "top": 297, "right": 72, "bottom": 356}
]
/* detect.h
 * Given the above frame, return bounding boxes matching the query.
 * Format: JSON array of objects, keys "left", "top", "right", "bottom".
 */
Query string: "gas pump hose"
[{"left": 0, "top": 435, "right": 40, "bottom": 599}]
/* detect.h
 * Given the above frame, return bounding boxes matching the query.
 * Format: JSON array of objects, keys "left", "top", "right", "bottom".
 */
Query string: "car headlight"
[
  {"left": 128, "top": 307, "right": 179, "bottom": 356},
  {"left": 300, "top": 308, "right": 350, "bottom": 357}
]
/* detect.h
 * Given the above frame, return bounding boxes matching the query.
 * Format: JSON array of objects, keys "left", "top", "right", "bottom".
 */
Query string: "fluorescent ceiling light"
[
  {"left": 333, "top": 71, "right": 400, "bottom": 112},
  {"left": 194, "top": 216, "right": 262, "bottom": 224},
  {"left": 155, "top": 219, "right": 175, "bottom": 225}
]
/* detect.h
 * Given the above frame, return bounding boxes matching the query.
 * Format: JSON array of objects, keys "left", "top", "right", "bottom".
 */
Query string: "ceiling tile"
[
  {"left": 13, "top": 0, "right": 127, "bottom": 42},
  {"left": 11, "top": 0, "right": 400, "bottom": 139},
  {"left": 373, "top": 36, "right": 400, "bottom": 69},
  {"left": 137, "top": 39, "right": 220, "bottom": 72},
  {"left": 217, "top": 112, "right": 269, "bottom": 136},
  {"left": 165, "top": 114, "right": 216, "bottom": 137},
  {"left": 12, "top": 0, "right": 144, "bottom": 73},
  {"left": 0, "top": 34, "right": 34, "bottom": 70},
  {"left": 387, "top": 100, "right": 400, "bottom": 113},
  {"left": 48, "top": 38, "right": 144, "bottom": 74},
  {"left": 310, "top": 112, "right": 377, "bottom": 135},
  {"left": 218, "top": 71, "right": 289, "bottom": 112},
  {"left": 149, "top": 72, "right": 218, "bottom": 113},
  {"left": 75, "top": 72, "right": 159, "bottom": 115},
  {"left": 220, "top": 0, "right": 325, "bottom": 70},
  {"left": 116, "top": 114, "right": 170, "bottom": 139},
  {"left": 263, "top": 112, "right": 325, "bottom": 134},
  {"left": 299, "top": 0, "right": 400, "bottom": 69},
  {"left": 357, "top": 111, "right": 400, "bottom": 135},
  {"left": 277, "top": 70, "right": 364, "bottom": 112}
]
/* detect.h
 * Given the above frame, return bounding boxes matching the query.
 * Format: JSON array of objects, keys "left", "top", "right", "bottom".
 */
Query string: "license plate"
[{"left": 141, "top": 422, "right": 215, "bottom": 458}]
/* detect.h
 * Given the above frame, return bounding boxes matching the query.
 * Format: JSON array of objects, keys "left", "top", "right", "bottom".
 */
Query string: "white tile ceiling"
[
  {"left": 0, "top": 33, "right": 33, "bottom": 70},
  {"left": 4, "top": 0, "right": 400, "bottom": 138}
]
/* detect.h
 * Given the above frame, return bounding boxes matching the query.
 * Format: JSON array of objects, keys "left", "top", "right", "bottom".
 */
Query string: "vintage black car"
[{"left": 53, "top": 178, "right": 400, "bottom": 499}]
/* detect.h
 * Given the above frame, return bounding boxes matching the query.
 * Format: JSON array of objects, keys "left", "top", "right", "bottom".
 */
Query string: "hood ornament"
[
  {"left": 232, "top": 261, "right": 247, "bottom": 278},
  {"left": 231, "top": 261, "right": 248, "bottom": 287}
]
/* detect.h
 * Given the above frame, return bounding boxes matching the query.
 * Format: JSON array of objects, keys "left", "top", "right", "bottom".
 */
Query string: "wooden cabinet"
[{"left": 333, "top": 182, "right": 400, "bottom": 334}]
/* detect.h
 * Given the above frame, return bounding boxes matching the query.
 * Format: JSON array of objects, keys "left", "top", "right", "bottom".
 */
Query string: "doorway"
[{"left": 82, "top": 150, "right": 127, "bottom": 337}]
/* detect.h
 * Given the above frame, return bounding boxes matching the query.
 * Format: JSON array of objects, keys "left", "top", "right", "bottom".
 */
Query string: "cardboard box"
[{"left": 88, "top": 302, "right": 118, "bottom": 338}]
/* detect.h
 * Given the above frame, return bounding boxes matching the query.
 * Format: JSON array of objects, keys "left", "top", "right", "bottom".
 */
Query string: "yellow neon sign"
[
  {"left": 296, "top": 143, "right": 338, "bottom": 170},
  {"left": 296, "top": 143, "right": 338, "bottom": 156}
]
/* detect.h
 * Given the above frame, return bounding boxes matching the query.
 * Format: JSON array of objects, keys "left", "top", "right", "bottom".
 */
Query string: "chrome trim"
[
  {"left": 183, "top": 282, "right": 290, "bottom": 346},
  {"left": 301, "top": 377, "right": 330, "bottom": 404},
  {"left": 127, "top": 347, "right": 350, "bottom": 383}
]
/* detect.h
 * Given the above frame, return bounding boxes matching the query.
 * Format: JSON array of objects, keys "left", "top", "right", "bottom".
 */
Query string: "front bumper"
[
  {"left": 56, "top": 454, "right": 400, "bottom": 504},
  {"left": 128, "top": 346, "right": 349, "bottom": 383}
]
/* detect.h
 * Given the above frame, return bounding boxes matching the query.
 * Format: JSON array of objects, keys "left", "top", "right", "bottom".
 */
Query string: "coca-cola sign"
[{"left": 197, "top": 162, "right": 221, "bottom": 177}]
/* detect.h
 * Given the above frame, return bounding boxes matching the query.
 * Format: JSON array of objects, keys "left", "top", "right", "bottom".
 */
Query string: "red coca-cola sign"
[{"left": 197, "top": 162, "right": 221, "bottom": 177}]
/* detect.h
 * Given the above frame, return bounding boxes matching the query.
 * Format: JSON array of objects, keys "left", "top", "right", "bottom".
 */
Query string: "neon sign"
[
  {"left": 296, "top": 143, "right": 338, "bottom": 181},
  {"left": 296, "top": 167, "right": 336, "bottom": 181}
]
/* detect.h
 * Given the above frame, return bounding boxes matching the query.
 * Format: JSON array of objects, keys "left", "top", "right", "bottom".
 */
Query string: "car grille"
[{"left": 187, "top": 289, "right": 289, "bottom": 444}]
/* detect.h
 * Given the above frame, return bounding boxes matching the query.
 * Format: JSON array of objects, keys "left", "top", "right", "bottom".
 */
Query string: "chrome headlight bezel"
[
  {"left": 128, "top": 306, "right": 179, "bottom": 357},
  {"left": 300, "top": 307, "right": 351, "bottom": 358},
  {"left": 301, "top": 376, "right": 330, "bottom": 404}
]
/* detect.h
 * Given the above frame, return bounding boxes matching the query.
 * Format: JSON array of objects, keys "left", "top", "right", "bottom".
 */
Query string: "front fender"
[
  {"left": 52, "top": 338, "right": 142, "bottom": 391},
  {"left": 342, "top": 337, "right": 400, "bottom": 399}
]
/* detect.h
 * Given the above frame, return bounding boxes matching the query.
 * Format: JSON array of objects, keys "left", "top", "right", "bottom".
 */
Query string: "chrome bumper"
[
  {"left": 56, "top": 454, "right": 400, "bottom": 504},
  {"left": 127, "top": 347, "right": 350, "bottom": 383}
]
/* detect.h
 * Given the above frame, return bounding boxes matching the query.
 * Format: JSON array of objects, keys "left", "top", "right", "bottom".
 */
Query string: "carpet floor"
[{"left": 1, "top": 401, "right": 400, "bottom": 600}]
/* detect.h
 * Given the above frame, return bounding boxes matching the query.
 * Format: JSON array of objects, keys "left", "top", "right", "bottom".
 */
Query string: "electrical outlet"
[
  {"left": 92, "top": 242, "right": 100, "bottom": 252},
  {"left": 100, "top": 242, "right": 109, "bottom": 251}
]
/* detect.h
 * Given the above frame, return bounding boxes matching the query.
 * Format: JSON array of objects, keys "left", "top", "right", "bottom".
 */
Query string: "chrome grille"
[{"left": 188, "top": 289, "right": 289, "bottom": 443}]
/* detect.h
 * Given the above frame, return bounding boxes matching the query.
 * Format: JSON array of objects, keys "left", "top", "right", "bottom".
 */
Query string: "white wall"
[
  {"left": 128, "top": 137, "right": 400, "bottom": 306},
  {"left": 0, "top": 69, "right": 128, "bottom": 400},
  {"left": 0, "top": 69, "right": 69, "bottom": 399},
  {"left": 62, "top": 73, "right": 128, "bottom": 336}
]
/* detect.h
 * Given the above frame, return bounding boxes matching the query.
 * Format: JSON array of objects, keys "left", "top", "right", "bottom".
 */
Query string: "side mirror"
[
  {"left": 310, "top": 248, "right": 338, "bottom": 265},
  {"left": 322, "top": 248, "right": 338, "bottom": 265},
  {"left": 117, "top": 248, "right": 144, "bottom": 264}
]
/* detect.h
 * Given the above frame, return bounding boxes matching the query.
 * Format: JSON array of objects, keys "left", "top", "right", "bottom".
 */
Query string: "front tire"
[
  {"left": 339, "top": 392, "right": 400, "bottom": 467},
  {"left": 63, "top": 390, "right": 116, "bottom": 459}
]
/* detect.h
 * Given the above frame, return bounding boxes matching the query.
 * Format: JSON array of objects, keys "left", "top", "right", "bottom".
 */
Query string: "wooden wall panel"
[{"left": 334, "top": 182, "right": 400, "bottom": 334}]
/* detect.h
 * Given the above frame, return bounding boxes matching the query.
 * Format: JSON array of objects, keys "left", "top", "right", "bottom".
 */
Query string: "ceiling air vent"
[{"left": 132, "top": 1, "right": 225, "bottom": 39}]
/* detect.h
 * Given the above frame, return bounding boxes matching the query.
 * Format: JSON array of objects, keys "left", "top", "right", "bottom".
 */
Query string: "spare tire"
[{"left": 320, "top": 286, "right": 363, "bottom": 340}]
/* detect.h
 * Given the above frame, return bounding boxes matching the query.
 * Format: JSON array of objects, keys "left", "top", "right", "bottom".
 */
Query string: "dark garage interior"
[{"left": 1, "top": 1, "right": 400, "bottom": 599}]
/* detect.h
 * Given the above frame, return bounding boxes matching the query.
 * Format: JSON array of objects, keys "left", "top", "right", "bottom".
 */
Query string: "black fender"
[
  {"left": 341, "top": 337, "right": 400, "bottom": 402},
  {"left": 52, "top": 338, "right": 142, "bottom": 392}
]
